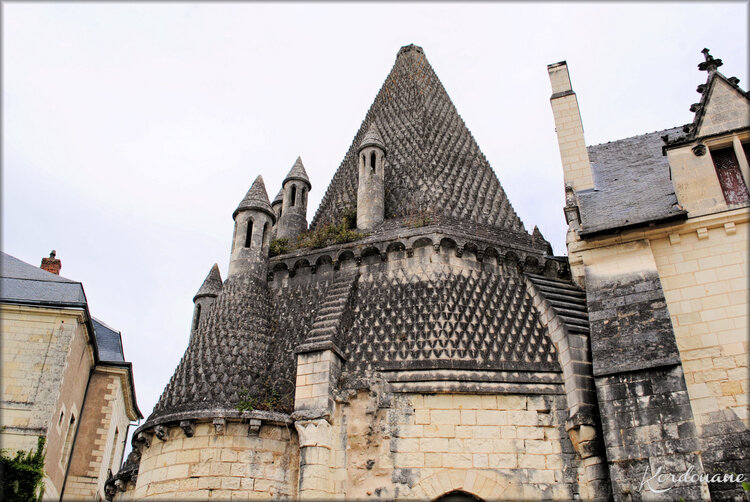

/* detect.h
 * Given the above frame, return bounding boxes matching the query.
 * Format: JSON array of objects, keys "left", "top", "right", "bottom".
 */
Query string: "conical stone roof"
[
  {"left": 193, "top": 264, "right": 222, "bottom": 302},
  {"left": 272, "top": 188, "right": 284, "bottom": 207},
  {"left": 283, "top": 156, "right": 311, "bottom": 189},
  {"left": 359, "top": 123, "right": 385, "bottom": 151},
  {"left": 233, "top": 175, "right": 275, "bottom": 220},
  {"left": 311, "top": 44, "right": 524, "bottom": 232}
]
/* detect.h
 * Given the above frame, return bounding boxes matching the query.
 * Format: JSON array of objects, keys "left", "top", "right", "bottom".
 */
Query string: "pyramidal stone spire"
[
  {"left": 284, "top": 156, "right": 311, "bottom": 188},
  {"left": 233, "top": 175, "right": 274, "bottom": 220},
  {"left": 193, "top": 264, "right": 223, "bottom": 302},
  {"left": 310, "top": 43, "right": 524, "bottom": 233}
]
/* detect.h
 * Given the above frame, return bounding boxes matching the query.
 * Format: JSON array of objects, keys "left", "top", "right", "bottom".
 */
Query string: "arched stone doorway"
[{"left": 434, "top": 490, "right": 485, "bottom": 502}]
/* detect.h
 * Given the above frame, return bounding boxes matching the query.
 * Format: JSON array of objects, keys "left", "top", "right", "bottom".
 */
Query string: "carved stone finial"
[
  {"left": 698, "top": 48, "right": 723, "bottom": 72},
  {"left": 692, "top": 144, "right": 707, "bottom": 156}
]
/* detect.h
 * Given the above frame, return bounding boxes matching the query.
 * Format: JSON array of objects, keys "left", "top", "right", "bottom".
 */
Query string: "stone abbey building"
[{"left": 109, "top": 46, "right": 748, "bottom": 501}]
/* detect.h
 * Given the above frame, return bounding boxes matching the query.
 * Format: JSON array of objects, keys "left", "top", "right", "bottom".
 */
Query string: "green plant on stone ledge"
[
  {"left": 268, "top": 238, "right": 291, "bottom": 257},
  {"left": 1, "top": 435, "right": 46, "bottom": 502},
  {"left": 296, "top": 207, "right": 366, "bottom": 249},
  {"left": 235, "top": 380, "right": 283, "bottom": 413}
]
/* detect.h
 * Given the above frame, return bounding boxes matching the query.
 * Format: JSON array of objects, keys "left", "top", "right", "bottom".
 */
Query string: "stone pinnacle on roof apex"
[
  {"left": 283, "top": 156, "right": 311, "bottom": 189},
  {"left": 358, "top": 123, "right": 385, "bottom": 153},
  {"left": 233, "top": 175, "right": 275, "bottom": 221},
  {"left": 193, "top": 264, "right": 223, "bottom": 302},
  {"left": 398, "top": 44, "right": 423, "bottom": 56}
]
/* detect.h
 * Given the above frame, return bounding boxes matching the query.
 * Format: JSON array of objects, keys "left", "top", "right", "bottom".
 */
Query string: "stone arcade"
[{"left": 109, "top": 46, "right": 749, "bottom": 501}]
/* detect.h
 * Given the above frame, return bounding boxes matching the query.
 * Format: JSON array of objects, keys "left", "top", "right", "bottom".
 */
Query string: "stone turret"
[
  {"left": 275, "top": 157, "right": 311, "bottom": 241},
  {"left": 270, "top": 188, "right": 284, "bottom": 239},
  {"left": 229, "top": 175, "right": 275, "bottom": 278},
  {"left": 356, "top": 123, "right": 386, "bottom": 230},
  {"left": 190, "top": 264, "right": 222, "bottom": 342}
]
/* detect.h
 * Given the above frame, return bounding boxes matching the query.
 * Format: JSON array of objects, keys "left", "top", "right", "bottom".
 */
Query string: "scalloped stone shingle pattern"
[
  {"left": 150, "top": 273, "right": 274, "bottom": 419},
  {"left": 311, "top": 45, "right": 524, "bottom": 233},
  {"left": 343, "top": 265, "right": 560, "bottom": 374}
]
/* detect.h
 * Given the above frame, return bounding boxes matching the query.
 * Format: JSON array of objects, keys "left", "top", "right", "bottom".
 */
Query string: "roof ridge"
[{"left": 586, "top": 125, "right": 687, "bottom": 149}]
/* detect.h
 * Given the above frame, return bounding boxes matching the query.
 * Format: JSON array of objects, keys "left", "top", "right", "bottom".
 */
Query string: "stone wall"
[
  {"left": 0, "top": 304, "right": 92, "bottom": 499},
  {"left": 65, "top": 369, "right": 133, "bottom": 500},
  {"left": 596, "top": 365, "right": 709, "bottom": 500},
  {"left": 651, "top": 214, "right": 749, "bottom": 500},
  {"left": 130, "top": 421, "right": 298, "bottom": 500},
  {"left": 321, "top": 391, "right": 587, "bottom": 500}
]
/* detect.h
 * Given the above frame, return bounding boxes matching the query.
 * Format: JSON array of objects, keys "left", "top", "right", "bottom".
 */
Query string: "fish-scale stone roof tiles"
[{"left": 311, "top": 44, "right": 524, "bottom": 233}]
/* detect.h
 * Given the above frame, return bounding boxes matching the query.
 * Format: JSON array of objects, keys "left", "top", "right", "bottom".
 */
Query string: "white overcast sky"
[{"left": 3, "top": 2, "right": 748, "bottom": 447}]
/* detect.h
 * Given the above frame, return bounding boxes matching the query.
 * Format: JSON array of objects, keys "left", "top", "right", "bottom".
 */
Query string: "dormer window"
[{"left": 711, "top": 145, "right": 750, "bottom": 205}]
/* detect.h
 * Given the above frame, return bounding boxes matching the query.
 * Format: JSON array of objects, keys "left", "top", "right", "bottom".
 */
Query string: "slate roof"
[
  {"left": 311, "top": 44, "right": 524, "bottom": 233},
  {"left": 579, "top": 126, "right": 687, "bottom": 235},
  {"left": 0, "top": 252, "right": 87, "bottom": 306},
  {"left": 233, "top": 175, "right": 275, "bottom": 220},
  {"left": 284, "top": 156, "right": 311, "bottom": 188},
  {"left": 92, "top": 317, "right": 126, "bottom": 362}
]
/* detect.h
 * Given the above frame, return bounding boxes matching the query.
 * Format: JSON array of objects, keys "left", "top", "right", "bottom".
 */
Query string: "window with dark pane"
[{"left": 711, "top": 146, "right": 750, "bottom": 205}]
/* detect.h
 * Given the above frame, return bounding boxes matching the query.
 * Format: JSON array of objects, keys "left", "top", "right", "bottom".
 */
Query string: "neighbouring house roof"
[
  {"left": 92, "top": 317, "right": 126, "bottom": 363},
  {"left": 0, "top": 252, "right": 87, "bottom": 306},
  {"left": 1, "top": 251, "right": 141, "bottom": 418},
  {"left": 578, "top": 126, "right": 688, "bottom": 236}
]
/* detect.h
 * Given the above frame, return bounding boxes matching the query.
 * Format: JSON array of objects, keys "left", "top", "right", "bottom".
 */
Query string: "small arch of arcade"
[{"left": 267, "top": 231, "right": 568, "bottom": 281}]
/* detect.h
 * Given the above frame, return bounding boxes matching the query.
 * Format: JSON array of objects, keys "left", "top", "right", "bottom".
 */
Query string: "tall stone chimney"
[
  {"left": 548, "top": 61, "right": 595, "bottom": 192},
  {"left": 40, "top": 250, "right": 61, "bottom": 275}
]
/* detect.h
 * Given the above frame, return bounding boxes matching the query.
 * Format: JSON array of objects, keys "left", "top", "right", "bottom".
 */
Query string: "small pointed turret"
[
  {"left": 357, "top": 123, "right": 386, "bottom": 230},
  {"left": 191, "top": 264, "right": 223, "bottom": 341},
  {"left": 270, "top": 188, "right": 284, "bottom": 239},
  {"left": 276, "top": 157, "right": 312, "bottom": 241},
  {"left": 229, "top": 176, "right": 275, "bottom": 278}
]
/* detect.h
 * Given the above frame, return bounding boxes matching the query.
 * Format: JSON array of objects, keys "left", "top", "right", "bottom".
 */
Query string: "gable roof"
[
  {"left": 578, "top": 126, "right": 688, "bottom": 236},
  {"left": 693, "top": 72, "right": 750, "bottom": 138},
  {"left": 311, "top": 44, "right": 524, "bottom": 233}
]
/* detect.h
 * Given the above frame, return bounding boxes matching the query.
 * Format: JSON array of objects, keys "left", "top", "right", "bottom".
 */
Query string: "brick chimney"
[{"left": 40, "top": 250, "right": 61, "bottom": 275}]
